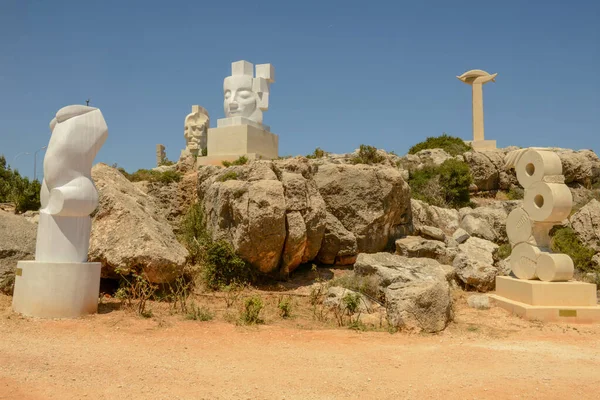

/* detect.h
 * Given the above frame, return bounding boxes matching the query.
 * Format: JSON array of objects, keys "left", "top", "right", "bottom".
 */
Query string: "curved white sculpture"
[
  {"left": 12, "top": 105, "right": 108, "bottom": 318},
  {"left": 223, "top": 60, "right": 274, "bottom": 125},
  {"left": 504, "top": 148, "right": 574, "bottom": 282}
]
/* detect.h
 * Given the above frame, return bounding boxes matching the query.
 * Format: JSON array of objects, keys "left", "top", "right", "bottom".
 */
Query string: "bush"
[
  {"left": 506, "top": 187, "right": 524, "bottom": 200},
  {"left": 306, "top": 147, "right": 327, "bottom": 159},
  {"left": 408, "top": 134, "right": 471, "bottom": 156},
  {"left": 185, "top": 303, "right": 213, "bottom": 321},
  {"left": 179, "top": 202, "right": 254, "bottom": 290},
  {"left": 218, "top": 171, "right": 238, "bottom": 182},
  {"left": 119, "top": 168, "right": 182, "bottom": 184},
  {"left": 278, "top": 296, "right": 293, "bottom": 318},
  {"left": 241, "top": 295, "right": 264, "bottom": 325},
  {"left": 409, "top": 158, "right": 472, "bottom": 208},
  {"left": 551, "top": 227, "right": 597, "bottom": 273},
  {"left": 0, "top": 155, "right": 41, "bottom": 213},
  {"left": 496, "top": 243, "right": 512, "bottom": 260},
  {"left": 222, "top": 156, "right": 248, "bottom": 167},
  {"left": 350, "top": 145, "right": 386, "bottom": 165}
]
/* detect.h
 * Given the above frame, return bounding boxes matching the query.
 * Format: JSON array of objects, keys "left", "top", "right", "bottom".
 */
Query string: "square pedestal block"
[
  {"left": 203, "top": 124, "right": 278, "bottom": 165},
  {"left": 489, "top": 276, "right": 600, "bottom": 323},
  {"left": 470, "top": 140, "right": 497, "bottom": 151},
  {"left": 12, "top": 260, "right": 102, "bottom": 318}
]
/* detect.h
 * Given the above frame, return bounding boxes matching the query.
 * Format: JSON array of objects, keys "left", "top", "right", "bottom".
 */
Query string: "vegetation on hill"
[
  {"left": 306, "top": 147, "right": 327, "bottom": 159},
  {"left": 408, "top": 134, "right": 471, "bottom": 156},
  {"left": 409, "top": 159, "right": 473, "bottom": 208},
  {"left": 551, "top": 226, "right": 597, "bottom": 273},
  {"left": 0, "top": 155, "right": 41, "bottom": 213},
  {"left": 222, "top": 156, "right": 248, "bottom": 167},
  {"left": 350, "top": 145, "right": 386, "bottom": 165}
]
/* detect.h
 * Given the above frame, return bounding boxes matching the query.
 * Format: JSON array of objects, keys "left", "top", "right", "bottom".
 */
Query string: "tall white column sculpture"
[
  {"left": 12, "top": 105, "right": 108, "bottom": 318},
  {"left": 457, "top": 69, "right": 497, "bottom": 151}
]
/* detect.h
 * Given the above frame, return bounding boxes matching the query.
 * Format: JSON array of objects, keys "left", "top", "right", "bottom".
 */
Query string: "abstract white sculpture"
[
  {"left": 504, "top": 148, "right": 574, "bottom": 281},
  {"left": 12, "top": 105, "right": 108, "bottom": 318},
  {"left": 181, "top": 105, "right": 209, "bottom": 158},
  {"left": 221, "top": 60, "right": 275, "bottom": 128},
  {"left": 457, "top": 69, "right": 497, "bottom": 151}
]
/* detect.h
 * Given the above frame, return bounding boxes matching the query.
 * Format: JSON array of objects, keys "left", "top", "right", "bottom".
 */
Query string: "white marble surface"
[{"left": 223, "top": 60, "right": 274, "bottom": 125}]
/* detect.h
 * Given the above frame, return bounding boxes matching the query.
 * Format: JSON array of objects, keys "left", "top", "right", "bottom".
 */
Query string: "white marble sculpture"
[
  {"left": 12, "top": 105, "right": 108, "bottom": 318},
  {"left": 504, "top": 148, "right": 574, "bottom": 281},
  {"left": 220, "top": 60, "right": 274, "bottom": 128},
  {"left": 182, "top": 105, "right": 209, "bottom": 157}
]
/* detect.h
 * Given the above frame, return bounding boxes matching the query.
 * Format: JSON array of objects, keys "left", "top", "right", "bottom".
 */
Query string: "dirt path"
[{"left": 1, "top": 294, "right": 599, "bottom": 400}]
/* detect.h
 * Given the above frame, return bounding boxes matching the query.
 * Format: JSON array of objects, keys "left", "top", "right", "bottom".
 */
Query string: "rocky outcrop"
[
  {"left": 555, "top": 149, "right": 600, "bottom": 186},
  {"left": 459, "top": 201, "right": 521, "bottom": 244},
  {"left": 0, "top": 211, "right": 37, "bottom": 294},
  {"left": 453, "top": 237, "right": 500, "bottom": 292},
  {"left": 313, "top": 163, "right": 411, "bottom": 252},
  {"left": 90, "top": 164, "right": 189, "bottom": 283},
  {"left": 395, "top": 236, "right": 457, "bottom": 265},
  {"left": 411, "top": 199, "right": 460, "bottom": 234},
  {"left": 197, "top": 158, "right": 411, "bottom": 275},
  {"left": 354, "top": 253, "right": 454, "bottom": 333},
  {"left": 570, "top": 199, "right": 600, "bottom": 252}
]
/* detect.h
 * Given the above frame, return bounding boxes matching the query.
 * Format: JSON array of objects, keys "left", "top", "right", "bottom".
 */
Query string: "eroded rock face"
[
  {"left": 411, "top": 199, "right": 460, "bottom": 234},
  {"left": 453, "top": 237, "right": 500, "bottom": 292},
  {"left": 556, "top": 149, "right": 600, "bottom": 186},
  {"left": 313, "top": 163, "right": 412, "bottom": 252},
  {"left": 90, "top": 164, "right": 189, "bottom": 283},
  {"left": 354, "top": 252, "right": 454, "bottom": 333},
  {"left": 0, "top": 211, "right": 37, "bottom": 294},
  {"left": 198, "top": 158, "right": 411, "bottom": 275},
  {"left": 570, "top": 199, "right": 600, "bottom": 252},
  {"left": 395, "top": 236, "right": 456, "bottom": 265}
]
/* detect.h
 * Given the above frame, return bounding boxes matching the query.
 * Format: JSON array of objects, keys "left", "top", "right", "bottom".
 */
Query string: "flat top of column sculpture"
[
  {"left": 222, "top": 60, "right": 275, "bottom": 126},
  {"left": 457, "top": 69, "right": 497, "bottom": 85}
]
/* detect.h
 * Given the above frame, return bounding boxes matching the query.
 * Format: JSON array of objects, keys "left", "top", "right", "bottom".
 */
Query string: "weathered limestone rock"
[
  {"left": 354, "top": 253, "right": 454, "bottom": 332},
  {"left": 556, "top": 149, "right": 600, "bottom": 186},
  {"left": 452, "top": 228, "right": 470, "bottom": 244},
  {"left": 463, "top": 150, "right": 506, "bottom": 191},
  {"left": 414, "top": 149, "right": 453, "bottom": 167},
  {"left": 0, "top": 211, "right": 37, "bottom": 294},
  {"left": 460, "top": 201, "right": 519, "bottom": 243},
  {"left": 411, "top": 199, "right": 460, "bottom": 234},
  {"left": 202, "top": 176, "right": 286, "bottom": 274},
  {"left": 453, "top": 237, "right": 500, "bottom": 292},
  {"left": 316, "top": 212, "right": 358, "bottom": 265},
  {"left": 280, "top": 211, "right": 307, "bottom": 274},
  {"left": 467, "top": 294, "right": 490, "bottom": 310},
  {"left": 395, "top": 236, "right": 456, "bottom": 265},
  {"left": 570, "top": 199, "right": 600, "bottom": 252},
  {"left": 314, "top": 163, "right": 411, "bottom": 252},
  {"left": 418, "top": 225, "right": 446, "bottom": 241},
  {"left": 90, "top": 164, "right": 189, "bottom": 283}
]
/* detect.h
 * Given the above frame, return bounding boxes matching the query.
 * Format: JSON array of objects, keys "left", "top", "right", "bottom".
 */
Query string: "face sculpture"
[
  {"left": 184, "top": 106, "right": 209, "bottom": 152},
  {"left": 223, "top": 75, "right": 262, "bottom": 123}
]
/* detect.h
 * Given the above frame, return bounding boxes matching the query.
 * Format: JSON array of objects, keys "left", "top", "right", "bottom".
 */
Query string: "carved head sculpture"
[
  {"left": 223, "top": 60, "right": 274, "bottom": 125},
  {"left": 184, "top": 105, "right": 209, "bottom": 152}
]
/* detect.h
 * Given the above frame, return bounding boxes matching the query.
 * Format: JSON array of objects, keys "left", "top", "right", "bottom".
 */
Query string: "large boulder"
[
  {"left": 555, "top": 149, "right": 600, "bottom": 186},
  {"left": 90, "top": 164, "right": 189, "bottom": 283},
  {"left": 463, "top": 150, "right": 515, "bottom": 192},
  {"left": 354, "top": 252, "right": 454, "bottom": 333},
  {"left": 411, "top": 199, "right": 460, "bottom": 235},
  {"left": 316, "top": 212, "right": 358, "bottom": 265},
  {"left": 313, "top": 163, "right": 412, "bottom": 252},
  {"left": 459, "top": 201, "right": 521, "bottom": 243},
  {"left": 0, "top": 211, "right": 37, "bottom": 294},
  {"left": 453, "top": 237, "right": 500, "bottom": 292},
  {"left": 395, "top": 236, "right": 456, "bottom": 265},
  {"left": 570, "top": 199, "right": 600, "bottom": 251}
]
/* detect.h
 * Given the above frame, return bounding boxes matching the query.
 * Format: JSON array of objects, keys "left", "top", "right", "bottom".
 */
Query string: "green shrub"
[
  {"left": 342, "top": 292, "right": 361, "bottom": 315},
  {"left": 203, "top": 240, "right": 253, "bottom": 290},
  {"left": 218, "top": 171, "right": 238, "bottom": 182},
  {"left": 278, "top": 296, "right": 293, "bottom": 318},
  {"left": 0, "top": 155, "right": 41, "bottom": 213},
  {"left": 497, "top": 243, "right": 512, "bottom": 260},
  {"left": 350, "top": 145, "right": 386, "bottom": 165},
  {"left": 551, "top": 227, "right": 597, "bottom": 273},
  {"left": 306, "top": 147, "right": 327, "bottom": 159},
  {"left": 119, "top": 168, "right": 182, "bottom": 184},
  {"left": 241, "top": 295, "right": 264, "bottom": 325},
  {"left": 506, "top": 187, "right": 524, "bottom": 200},
  {"left": 409, "top": 159, "right": 472, "bottom": 208},
  {"left": 179, "top": 203, "right": 210, "bottom": 264},
  {"left": 408, "top": 133, "right": 471, "bottom": 156},
  {"left": 222, "top": 156, "right": 248, "bottom": 167},
  {"left": 185, "top": 303, "right": 213, "bottom": 321}
]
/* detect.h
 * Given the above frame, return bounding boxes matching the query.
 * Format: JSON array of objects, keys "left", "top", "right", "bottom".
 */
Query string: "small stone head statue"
[
  {"left": 184, "top": 105, "right": 209, "bottom": 155},
  {"left": 223, "top": 60, "right": 274, "bottom": 125}
]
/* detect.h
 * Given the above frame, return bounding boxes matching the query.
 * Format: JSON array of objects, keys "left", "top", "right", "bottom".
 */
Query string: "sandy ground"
[{"left": 1, "top": 289, "right": 600, "bottom": 400}]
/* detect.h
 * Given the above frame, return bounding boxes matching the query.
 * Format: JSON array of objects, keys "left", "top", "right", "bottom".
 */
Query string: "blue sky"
[{"left": 1, "top": 0, "right": 598, "bottom": 178}]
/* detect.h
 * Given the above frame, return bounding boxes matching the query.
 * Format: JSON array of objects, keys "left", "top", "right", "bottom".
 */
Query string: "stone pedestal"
[
  {"left": 198, "top": 124, "right": 278, "bottom": 166},
  {"left": 489, "top": 276, "right": 600, "bottom": 323},
  {"left": 469, "top": 140, "right": 497, "bottom": 151},
  {"left": 12, "top": 261, "right": 102, "bottom": 318}
]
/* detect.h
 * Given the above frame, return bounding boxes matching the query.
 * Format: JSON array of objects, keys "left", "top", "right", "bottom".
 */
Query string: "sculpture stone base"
[
  {"left": 489, "top": 276, "right": 600, "bottom": 323},
  {"left": 469, "top": 140, "right": 497, "bottom": 151},
  {"left": 12, "top": 260, "right": 101, "bottom": 318},
  {"left": 201, "top": 124, "right": 278, "bottom": 166}
]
